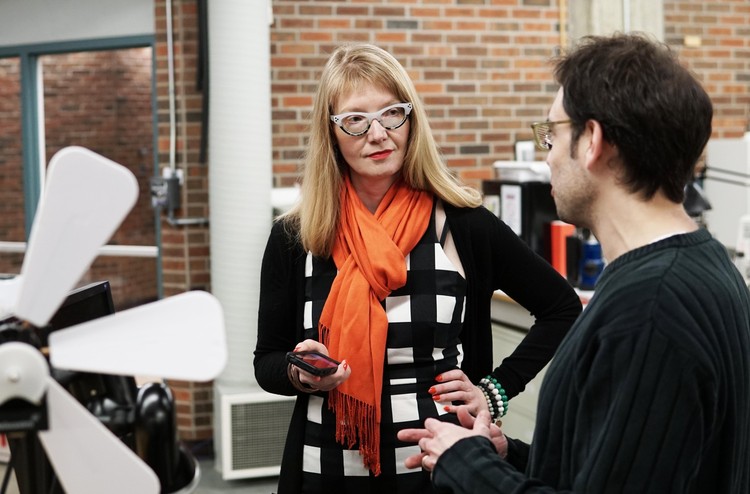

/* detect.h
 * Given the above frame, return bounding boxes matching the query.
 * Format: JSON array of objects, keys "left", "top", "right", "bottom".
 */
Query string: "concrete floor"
[
  {"left": 194, "top": 458, "right": 279, "bottom": 494},
  {"left": 0, "top": 458, "right": 279, "bottom": 494}
]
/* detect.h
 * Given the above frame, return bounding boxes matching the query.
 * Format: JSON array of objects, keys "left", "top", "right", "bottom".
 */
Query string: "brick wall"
[
  {"left": 0, "top": 50, "right": 157, "bottom": 309},
  {"left": 154, "top": 0, "right": 214, "bottom": 441},
  {"left": 664, "top": 0, "right": 750, "bottom": 138},
  {"left": 0, "top": 0, "right": 746, "bottom": 453},
  {"left": 270, "top": 0, "right": 750, "bottom": 194},
  {"left": 271, "top": 0, "right": 564, "bottom": 191},
  {"left": 152, "top": 0, "right": 750, "bottom": 444},
  {"left": 0, "top": 0, "right": 747, "bottom": 449},
  {"left": 0, "top": 57, "right": 24, "bottom": 274},
  {"left": 41, "top": 49, "right": 158, "bottom": 310},
  {"left": 154, "top": 0, "right": 210, "bottom": 298}
]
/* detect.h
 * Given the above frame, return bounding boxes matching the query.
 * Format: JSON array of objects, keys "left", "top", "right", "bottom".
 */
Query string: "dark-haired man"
[{"left": 399, "top": 32, "right": 750, "bottom": 493}]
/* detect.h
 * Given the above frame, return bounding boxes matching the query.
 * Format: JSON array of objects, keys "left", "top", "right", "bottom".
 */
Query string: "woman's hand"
[
  {"left": 289, "top": 339, "right": 351, "bottom": 392},
  {"left": 430, "top": 369, "right": 489, "bottom": 415}
]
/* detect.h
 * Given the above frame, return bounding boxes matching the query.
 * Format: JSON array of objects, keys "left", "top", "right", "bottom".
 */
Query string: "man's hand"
[
  {"left": 457, "top": 407, "right": 508, "bottom": 459},
  {"left": 398, "top": 408, "right": 502, "bottom": 472}
]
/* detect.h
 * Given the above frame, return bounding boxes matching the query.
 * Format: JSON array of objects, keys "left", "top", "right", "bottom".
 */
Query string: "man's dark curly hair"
[{"left": 553, "top": 33, "right": 713, "bottom": 203}]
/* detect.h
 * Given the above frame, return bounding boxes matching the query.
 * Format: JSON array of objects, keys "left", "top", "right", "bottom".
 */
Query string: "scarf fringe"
[
  {"left": 321, "top": 322, "right": 382, "bottom": 476},
  {"left": 329, "top": 388, "right": 382, "bottom": 476}
]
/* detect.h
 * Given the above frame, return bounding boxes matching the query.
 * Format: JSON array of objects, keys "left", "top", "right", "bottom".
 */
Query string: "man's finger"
[
  {"left": 403, "top": 452, "right": 426, "bottom": 469},
  {"left": 473, "top": 410, "right": 493, "bottom": 435},
  {"left": 422, "top": 417, "right": 442, "bottom": 433},
  {"left": 421, "top": 454, "right": 436, "bottom": 472},
  {"left": 397, "top": 427, "right": 430, "bottom": 442}
]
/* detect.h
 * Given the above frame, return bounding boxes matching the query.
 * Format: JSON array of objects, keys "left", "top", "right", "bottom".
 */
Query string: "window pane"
[
  {"left": 0, "top": 56, "right": 24, "bottom": 276},
  {"left": 41, "top": 47, "right": 157, "bottom": 310}
]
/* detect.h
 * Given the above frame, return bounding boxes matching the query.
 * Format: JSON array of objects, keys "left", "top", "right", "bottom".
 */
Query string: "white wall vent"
[{"left": 217, "top": 391, "right": 295, "bottom": 480}]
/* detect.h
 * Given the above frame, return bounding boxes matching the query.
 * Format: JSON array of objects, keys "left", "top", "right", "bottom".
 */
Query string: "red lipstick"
[{"left": 369, "top": 150, "right": 392, "bottom": 160}]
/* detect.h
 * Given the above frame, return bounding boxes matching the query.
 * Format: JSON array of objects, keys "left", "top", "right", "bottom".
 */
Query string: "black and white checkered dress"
[{"left": 299, "top": 205, "right": 467, "bottom": 493}]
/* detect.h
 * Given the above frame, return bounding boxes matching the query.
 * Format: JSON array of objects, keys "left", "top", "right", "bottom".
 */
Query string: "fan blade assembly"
[
  {"left": 0, "top": 146, "right": 228, "bottom": 494},
  {"left": 0, "top": 276, "right": 22, "bottom": 321},
  {"left": 13, "top": 146, "right": 138, "bottom": 327},
  {"left": 49, "top": 290, "right": 227, "bottom": 382}
]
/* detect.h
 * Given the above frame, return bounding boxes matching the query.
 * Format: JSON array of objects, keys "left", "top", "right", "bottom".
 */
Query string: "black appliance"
[{"left": 483, "top": 179, "right": 559, "bottom": 261}]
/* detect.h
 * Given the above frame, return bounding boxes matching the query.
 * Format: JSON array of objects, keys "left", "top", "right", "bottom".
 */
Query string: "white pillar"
[
  {"left": 568, "top": 0, "right": 664, "bottom": 43},
  {"left": 208, "top": 0, "right": 271, "bottom": 390}
]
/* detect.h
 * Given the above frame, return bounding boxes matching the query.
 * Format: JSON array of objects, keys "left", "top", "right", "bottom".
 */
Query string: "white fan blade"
[
  {"left": 0, "top": 276, "right": 22, "bottom": 320},
  {"left": 49, "top": 291, "right": 226, "bottom": 381},
  {"left": 14, "top": 146, "right": 138, "bottom": 327},
  {"left": 38, "top": 378, "right": 160, "bottom": 494}
]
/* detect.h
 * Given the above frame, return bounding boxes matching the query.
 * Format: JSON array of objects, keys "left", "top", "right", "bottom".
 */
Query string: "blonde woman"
[{"left": 254, "top": 43, "right": 580, "bottom": 494}]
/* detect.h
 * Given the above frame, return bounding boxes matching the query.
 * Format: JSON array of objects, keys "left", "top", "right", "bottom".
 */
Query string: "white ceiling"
[{"left": 0, "top": 0, "right": 154, "bottom": 48}]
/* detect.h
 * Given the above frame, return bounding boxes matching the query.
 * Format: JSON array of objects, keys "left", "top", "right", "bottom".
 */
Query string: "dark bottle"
[{"left": 579, "top": 234, "right": 604, "bottom": 290}]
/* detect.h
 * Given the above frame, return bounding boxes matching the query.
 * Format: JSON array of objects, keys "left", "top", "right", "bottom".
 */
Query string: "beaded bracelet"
[
  {"left": 478, "top": 383, "right": 497, "bottom": 418},
  {"left": 477, "top": 375, "right": 508, "bottom": 420},
  {"left": 477, "top": 380, "right": 500, "bottom": 419}
]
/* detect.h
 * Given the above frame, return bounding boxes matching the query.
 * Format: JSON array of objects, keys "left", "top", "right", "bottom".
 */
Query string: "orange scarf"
[{"left": 319, "top": 174, "right": 433, "bottom": 475}]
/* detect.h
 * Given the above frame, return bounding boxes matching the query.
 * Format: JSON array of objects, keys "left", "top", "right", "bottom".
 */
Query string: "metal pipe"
[
  {"left": 623, "top": 0, "right": 631, "bottom": 32},
  {"left": 0, "top": 242, "right": 158, "bottom": 257},
  {"left": 166, "top": 214, "right": 210, "bottom": 227},
  {"left": 704, "top": 175, "right": 750, "bottom": 188},
  {"left": 166, "top": 0, "right": 177, "bottom": 174},
  {"left": 559, "top": 0, "right": 567, "bottom": 48},
  {"left": 705, "top": 165, "right": 750, "bottom": 179},
  {"left": 162, "top": 0, "right": 209, "bottom": 228}
]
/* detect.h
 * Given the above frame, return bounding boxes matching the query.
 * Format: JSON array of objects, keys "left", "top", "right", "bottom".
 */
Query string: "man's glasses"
[
  {"left": 530, "top": 120, "right": 572, "bottom": 151},
  {"left": 331, "top": 102, "right": 413, "bottom": 137}
]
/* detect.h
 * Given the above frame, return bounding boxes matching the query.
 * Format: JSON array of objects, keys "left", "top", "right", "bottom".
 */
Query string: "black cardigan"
[{"left": 253, "top": 203, "right": 581, "bottom": 493}]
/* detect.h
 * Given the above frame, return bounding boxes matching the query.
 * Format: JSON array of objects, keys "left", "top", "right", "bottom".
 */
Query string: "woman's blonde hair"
[{"left": 283, "top": 43, "right": 482, "bottom": 257}]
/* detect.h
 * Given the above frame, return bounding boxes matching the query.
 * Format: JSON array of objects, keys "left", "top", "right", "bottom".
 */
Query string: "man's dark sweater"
[{"left": 433, "top": 229, "right": 750, "bottom": 493}]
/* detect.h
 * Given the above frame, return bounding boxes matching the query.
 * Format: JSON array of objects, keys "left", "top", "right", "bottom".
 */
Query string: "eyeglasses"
[
  {"left": 530, "top": 120, "right": 572, "bottom": 151},
  {"left": 330, "top": 102, "right": 413, "bottom": 137}
]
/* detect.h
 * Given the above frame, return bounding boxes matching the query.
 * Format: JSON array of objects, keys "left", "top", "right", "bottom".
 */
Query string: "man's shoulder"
[{"left": 590, "top": 245, "right": 750, "bottom": 352}]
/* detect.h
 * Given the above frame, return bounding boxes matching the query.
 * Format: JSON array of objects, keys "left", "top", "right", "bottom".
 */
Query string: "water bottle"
[{"left": 579, "top": 234, "right": 604, "bottom": 290}]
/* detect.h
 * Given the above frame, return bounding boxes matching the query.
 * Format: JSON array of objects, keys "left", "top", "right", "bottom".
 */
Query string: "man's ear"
[{"left": 583, "top": 119, "right": 606, "bottom": 171}]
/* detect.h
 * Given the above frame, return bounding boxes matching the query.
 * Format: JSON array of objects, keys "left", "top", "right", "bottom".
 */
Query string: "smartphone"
[{"left": 286, "top": 350, "right": 341, "bottom": 377}]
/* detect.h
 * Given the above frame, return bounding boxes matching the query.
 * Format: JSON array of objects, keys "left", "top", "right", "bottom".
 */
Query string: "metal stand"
[{"left": 6, "top": 433, "right": 61, "bottom": 494}]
